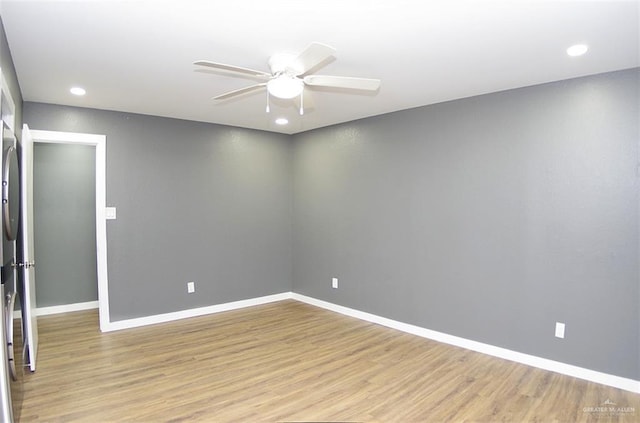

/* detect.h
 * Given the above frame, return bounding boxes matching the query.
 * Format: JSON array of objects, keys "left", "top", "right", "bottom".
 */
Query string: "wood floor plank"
[{"left": 9, "top": 300, "right": 640, "bottom": 422}]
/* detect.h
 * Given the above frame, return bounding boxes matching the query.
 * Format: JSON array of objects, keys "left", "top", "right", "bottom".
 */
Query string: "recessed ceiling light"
[
  {"left": 70, "top": 86, "right": 86, "bottom": 96},
  {"left": 275, "top": 118, "right": 289, "bottom": 125},
  {"left": 566, "top": 44, "right": 588, "bottom": 57}
]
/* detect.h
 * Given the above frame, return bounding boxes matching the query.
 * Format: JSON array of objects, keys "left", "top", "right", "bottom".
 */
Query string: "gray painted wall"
[
  {"left": 20, "top": 67, "right": 639, "bottom": 381},
  {"left": 33, "top": 143, "right": 97, "bottom": 307},
  {"left": 292, "top": 69, "right": 639, "bottom": 380},
  {"left": 24, "top": 104, "right": 293, "bottom": 320}
]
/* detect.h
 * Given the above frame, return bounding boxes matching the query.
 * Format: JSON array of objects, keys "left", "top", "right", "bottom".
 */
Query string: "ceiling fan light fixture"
[
  {"left": 196, "top": 42, "right": 381, "bottom": 116},
  {"left": 267, "top": 76, "right": 304, "bottom": 99}
]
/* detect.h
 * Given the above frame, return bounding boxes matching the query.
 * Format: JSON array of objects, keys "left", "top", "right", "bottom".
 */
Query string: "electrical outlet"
[
  {"left": 555, "top": 322, "right": 565, "bottom": 339},
  {"left": 187, "top": 281, "right": 195, "bottom": 294},
  {"left": 332, "top": 277, "right": 338, "bottom": 289}
]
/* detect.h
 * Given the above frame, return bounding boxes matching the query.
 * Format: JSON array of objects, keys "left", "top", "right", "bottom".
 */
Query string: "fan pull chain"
[
  {"left": 299, "top": 90, "right": 304, "bottom": 116},
  {"left": 266, "top": 90, "right": 270, "bottom": 113}
]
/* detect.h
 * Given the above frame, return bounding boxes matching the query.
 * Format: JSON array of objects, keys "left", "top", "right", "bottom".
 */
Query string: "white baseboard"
[
  {"left": 37, "top": 300, "right": 100, "bottom": 316},
  {"left": 291, "top": 293, "right": 640, "bottom": 394},
  {"left": 24, "top": 292, "right": 638, "bottom": 393},
  {"left": 101, "top": 292, "right": 293, "bottom": 332},
  {"left": 13, "top": 300, "right": 99, "bottom": 319}
]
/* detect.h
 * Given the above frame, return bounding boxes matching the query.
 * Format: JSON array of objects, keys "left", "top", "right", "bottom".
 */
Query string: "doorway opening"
[
  {"left": 34, "top": 143, "right": 97, "bottom": 311},
  {"left": 28, "top": 130, "right": 109, "bottom": 331}
]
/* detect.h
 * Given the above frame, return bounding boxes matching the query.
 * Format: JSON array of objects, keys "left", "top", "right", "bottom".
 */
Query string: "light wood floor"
[{"left": 10, "top": 300, "right": 640, "bottom": 422}]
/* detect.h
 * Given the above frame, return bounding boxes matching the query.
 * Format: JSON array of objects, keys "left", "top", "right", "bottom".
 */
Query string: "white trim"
[
  {"left": 31, "top": 291, "right": 638, "bottom": 392},
  {"left": 28, "top": 130, "right": 104, "bottom": 145},
  {"left": 0, "top": 71, "right": 16, "bottom": 131},
  {"left": 291, "top": 293, "right": 640, "bottom": 394},
  {"left": 29, "top": 130, "right": 110, "bottom": 332},
  {"left": 101, "top": 292, "right": 293, "bottom": 332},
  {"left": 13, "top": 301, "right": 99, "bottom": 319},
  {"left": 36, "top": 301, "right": 99, "bottom": 317}
]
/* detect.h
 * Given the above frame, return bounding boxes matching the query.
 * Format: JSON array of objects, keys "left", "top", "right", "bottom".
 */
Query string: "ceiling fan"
[{"left": 194, "top": 42, "right": 381, "bottom": 115}]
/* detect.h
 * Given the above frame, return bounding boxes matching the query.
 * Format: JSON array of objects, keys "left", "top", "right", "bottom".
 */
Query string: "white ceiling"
[{"left": 1, "top": 0, "right": 638, "bottom": 135}]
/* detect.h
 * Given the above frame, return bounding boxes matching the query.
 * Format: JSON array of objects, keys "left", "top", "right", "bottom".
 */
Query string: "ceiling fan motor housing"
[
  {"left": 267, "top": 52, "right": 305, "bottom": 99},
  {"left": 268, "top": 52, "right": 303, "bottom": 76}
]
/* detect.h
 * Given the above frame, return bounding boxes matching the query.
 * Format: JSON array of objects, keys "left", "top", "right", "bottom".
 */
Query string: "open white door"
[{"left": 20, "top": 124, "right": 37, "bottom": 372}]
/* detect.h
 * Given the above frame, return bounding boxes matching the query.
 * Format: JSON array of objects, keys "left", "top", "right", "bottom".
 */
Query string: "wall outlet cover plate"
[{"left": 555, "top": 322, "right": 565, "bottom": 338}]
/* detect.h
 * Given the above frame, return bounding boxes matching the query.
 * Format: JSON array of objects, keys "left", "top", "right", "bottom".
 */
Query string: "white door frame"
[{"left": 29, "top": 130, "right": 110, "bottom": 331}]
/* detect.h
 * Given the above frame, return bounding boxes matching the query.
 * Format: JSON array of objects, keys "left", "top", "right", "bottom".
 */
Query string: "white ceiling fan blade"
[
  {"left": 292, "top": 42, "right": 336, "bottom": 75},
  {"left": 194, "top": 60, "right": 271, "bottom": 79},
  {"left": 303, "top": 75, "right": 381, "bottom": 91},
  {"left": 213, "top": 83, "right": 267, "bottom": 100}
]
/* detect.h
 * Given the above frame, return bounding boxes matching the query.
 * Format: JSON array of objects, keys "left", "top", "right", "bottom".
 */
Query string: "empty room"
[{"left": 0, "top": 0, "right": 638, "bottom": 422}]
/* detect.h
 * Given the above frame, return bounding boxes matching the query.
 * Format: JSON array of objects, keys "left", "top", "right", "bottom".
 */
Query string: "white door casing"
[{"left": 28, "top": 129, "right": 110, "bottom": 332}]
